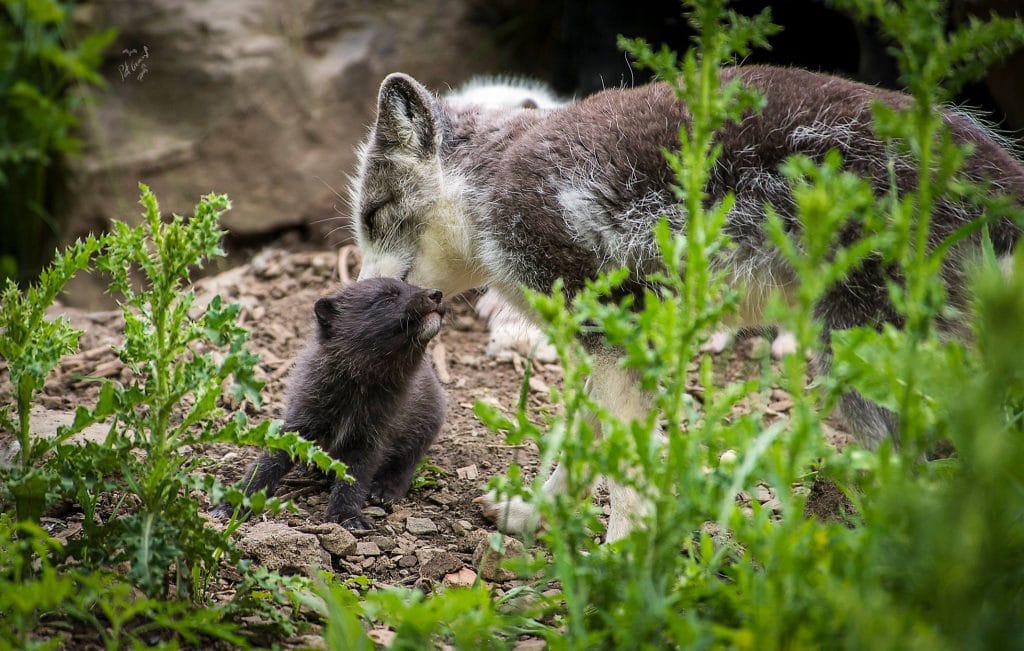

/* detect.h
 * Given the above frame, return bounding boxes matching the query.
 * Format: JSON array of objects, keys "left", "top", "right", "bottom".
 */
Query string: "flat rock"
[
  {"left": 528, "top": 376, "right": 549, "bottom": 394},
  {"left": 420, "top": 551, "right": 463, "bottom": 580},
  {"left": 316, "top": 523, "right": 358, "bottom": 557},
  {"left": 367, "top": 535, "right": 397, "bottom": 552},
  {"left": 356, "top": 541, "right": 381, "bottom": 557},
  {"left": 427, "top": 491, "right": 456, "bottom": 507},
  {"left": 28, "top": 407, "right": 110, "bottom": 446},
  {"left": 473, "top": 536, "right": 526, "bottom": 582},
  {"left": 456, "top": 464, "right": 479, "bottom": 480},
  {"left": 744, "top": 336, "right": 771, "bottom": 360},
  {"left": 237, "top": 522, "right": 330, "bottom": 576},
  {"left": 397, "top": 554, "right": 418, "bottom": 568},
  {"left": 443, "top": 567, "right": 478, "bottom": 588},
  {"left": 406, "top": 517, "right": 438, "bottom": 536}
]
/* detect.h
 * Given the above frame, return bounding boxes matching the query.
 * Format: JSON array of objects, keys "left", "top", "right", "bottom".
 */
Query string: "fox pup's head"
[
  {"left": 314, "top": 278, "right": 446, "bottom": 375},
  {"left": 351, "top": 74, "right": 487, "bottom": 297}
]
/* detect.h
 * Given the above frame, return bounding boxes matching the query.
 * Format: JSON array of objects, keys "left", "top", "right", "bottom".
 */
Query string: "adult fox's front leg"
[{"left": 477, "top": 350, "right": 653, "bottom": 543}]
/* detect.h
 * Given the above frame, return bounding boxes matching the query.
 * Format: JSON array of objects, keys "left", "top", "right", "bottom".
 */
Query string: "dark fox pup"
[{"left": 214, "top": 278, "right": 448, "bottom": 530}]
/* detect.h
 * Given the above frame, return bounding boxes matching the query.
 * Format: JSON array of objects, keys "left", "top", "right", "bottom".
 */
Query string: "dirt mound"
[{"left": 6, "top": 246, "right": 852, "bottom": 599}]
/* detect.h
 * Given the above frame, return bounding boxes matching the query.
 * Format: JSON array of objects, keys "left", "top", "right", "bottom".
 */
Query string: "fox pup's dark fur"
[{"left": 216, "top": 278, "right": 447, "bottom": 530}]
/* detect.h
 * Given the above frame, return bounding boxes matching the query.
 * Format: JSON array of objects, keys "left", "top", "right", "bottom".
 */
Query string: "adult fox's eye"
[{"left": 361, "top": 199, "right": 390, "bottom": 236}]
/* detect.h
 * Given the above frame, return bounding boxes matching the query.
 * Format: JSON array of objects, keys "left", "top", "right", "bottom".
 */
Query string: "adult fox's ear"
[{"left": 375, "top": 73, "right": 439, "bottom": 157}]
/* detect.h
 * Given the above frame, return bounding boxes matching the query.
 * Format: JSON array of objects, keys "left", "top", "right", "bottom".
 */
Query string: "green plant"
[
  {"left": 0, "top": 185, "right": 349, "bottom": 646},
  {"left": 0, "top": 0, "right": 115, "bottom": 284},
  {"left": 409, "top": 456, "right": 449, "bottom": 493},
  {"left": 0, "top": 234, "right": 101, "bottom": 522},
  {"left": 461, "top": 1, "right": 1024, "bottom": 649}
]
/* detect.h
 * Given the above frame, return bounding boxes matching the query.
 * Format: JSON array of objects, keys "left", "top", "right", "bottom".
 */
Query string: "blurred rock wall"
[{"left": 69, "top": 0, "right": 508, "bottom": 241}]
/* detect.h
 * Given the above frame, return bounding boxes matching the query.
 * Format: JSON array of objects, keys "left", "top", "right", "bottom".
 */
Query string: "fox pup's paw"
[
  {"left": 473, "top": 491, "right": 541, "bottom": 534},
  {"left": 210, "top": 502, "right": 237, "bottom": 520},
  {"left": 367, "top": 479, "right": 406, "bottom": 506},
  {"left": 335, "top": 513, "right": 375, "bottom": 532}
]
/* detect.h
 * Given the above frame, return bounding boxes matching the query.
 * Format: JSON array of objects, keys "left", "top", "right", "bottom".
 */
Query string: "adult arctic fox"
[{"left": 350, "top": 65, "right": 1024, "bottom": 541}]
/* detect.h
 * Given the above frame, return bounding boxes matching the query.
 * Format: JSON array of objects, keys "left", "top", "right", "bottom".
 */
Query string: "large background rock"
[{"left": 69, "top": 0, "right": 510, "bottom": 241}]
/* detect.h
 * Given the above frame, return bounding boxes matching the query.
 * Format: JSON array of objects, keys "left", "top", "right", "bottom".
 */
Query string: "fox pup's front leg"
[{"left": 211, "top": 450, "right": 294, "bottom": 519}]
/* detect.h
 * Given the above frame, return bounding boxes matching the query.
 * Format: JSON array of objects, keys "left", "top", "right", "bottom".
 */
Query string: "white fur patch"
[
  {"left": 419, "top": 312, "right": 442, "bottom": 341},
  {"left": 357, "top": 249, "right": 409, "bottom": 281},
  {"left": 445, "top": 76, "right": 566, "bottom": 110},
  {"left": 770, "top": 331, "right": 798, "bottom": 359},
  {"left": 475, "top": 492, "right": 542, "bottom": 534},
  {"left": 405, "top": 169, "right": 488, "bottom": 296},
  {"left": 555, "top": 179, "right": 673, "bottom": 274},
  {"left": 476, "top": 289, "right": 557, "bottom": 362},
  {"left": 476, "top": 457, "right": 569, "bottom": 536},
  {"left": 702, "top": 330, "right": 735, "bottom": 354}
]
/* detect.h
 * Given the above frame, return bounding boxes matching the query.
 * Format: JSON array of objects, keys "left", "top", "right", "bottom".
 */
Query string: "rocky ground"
[{"left": 3, "top": 246, "right": 853, "bottom": 647}]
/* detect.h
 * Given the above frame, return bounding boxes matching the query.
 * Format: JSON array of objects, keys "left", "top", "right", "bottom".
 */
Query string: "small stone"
[
  {"left": 387, "top": 506, "right": 413, "bottom": 525},
  {"left": 769, "top": 395, "right": 795, "bottom": 412},
  {"left": 744, "top": 336, "right": 770, "bottom": 359},
  {"left": 428, "top": 491, "right": 456, "bottom": 507},
  {"left": 443, "top": 567, "right": 478, "bottom": 588},
  {"left": 406, "top": 517, "right": 438, "bottom": 536},
  {"left": 455, "top": 528, "right": 489, "bottom": 553},
  {"left": 528, "top": 376, "right": 549, "bottom": 394},
  {"left": 316, "top": 523, "right": 357, "bottom": 557},
  {"left": 415, "top": 547, "right": 442, "bottom": 566},
  {"left": 420, "top": 551, "right": 463, "bottom": 580},
  {"left": 719, "top": 449, "right": 738, "bottom": 466},
  {"left": 473, "top": 536, "right": 526, "bottom": 582},
  {"left": 398, "top": 554, "right": 419, "bottom": 568},
  {"left": 291, "top": 634, "right": 328, "bottom": 650},
  {"left": 457, "top": 464, "right": 479, "bottom": 480},
  {"left": 478, "top": 395, "right": 502, "bottom": 411},
  {"left": 356, "top": 541, "right": 381, "bottom": 557},
  {"left": 368, "top": 629, "right": 396, "bottom": 647},
  {"left": 368, "top": 535, "right": 397, "bottom": 552},
  {"left": 452, "top": 520, "right": 474, "bottom": 536},
  {"left": 236, "top": 522, "right": 330, "bottom": 576},
  {"left": 755, "top": 485, "right": 774, "bottom": 503},
  {"left": 362, "top": 506, "right": 387, "bottom": 518}
]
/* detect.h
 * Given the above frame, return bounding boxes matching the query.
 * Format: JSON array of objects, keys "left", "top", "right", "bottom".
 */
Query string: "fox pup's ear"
[
  {"left": 376, "top": 73, "right": 438, "bottom": 156},
  {"left": 314, "top": 297, "right": 339, "bottom": 335}
]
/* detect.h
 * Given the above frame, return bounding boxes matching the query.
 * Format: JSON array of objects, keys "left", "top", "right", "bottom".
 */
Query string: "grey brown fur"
[
  {"left": 217, "top": 278, "right": 447, "bottom": 530},
  {"left": 351, "top": 65, "right": 1024, "bottom": 540}
]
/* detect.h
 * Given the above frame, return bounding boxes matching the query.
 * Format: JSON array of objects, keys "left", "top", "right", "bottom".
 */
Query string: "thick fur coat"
[
  {"left": 216, "top": 278, "right": 447, "bottom": 530},
  {"left": 350, "top": 65, "right": 1024, "bottom": 540}
]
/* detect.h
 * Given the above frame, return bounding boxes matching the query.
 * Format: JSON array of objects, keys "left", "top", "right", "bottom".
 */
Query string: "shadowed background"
[{"left": 4, "top": 0, "right": 1022, "bottom": 306}]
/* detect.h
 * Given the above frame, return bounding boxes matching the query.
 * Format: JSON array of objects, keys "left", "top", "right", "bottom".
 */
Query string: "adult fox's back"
[{"left": 467, "top": 65, "right": 1022, "bottom": 301}]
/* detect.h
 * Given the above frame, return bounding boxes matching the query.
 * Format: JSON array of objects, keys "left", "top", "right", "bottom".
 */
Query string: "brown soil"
[{"left": 2, "top": 246, "right": 854, "bottom": 645}]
